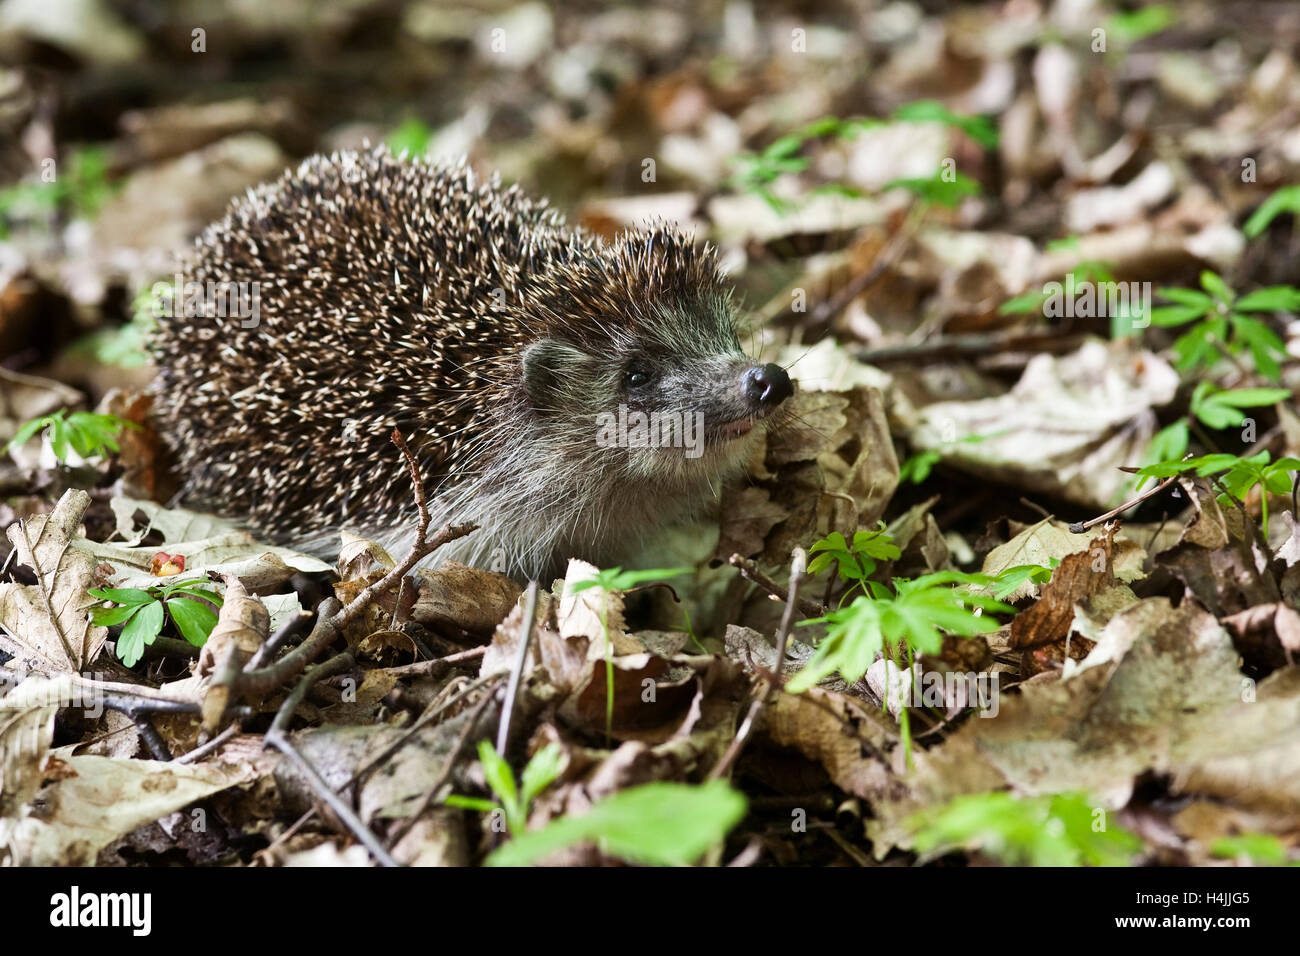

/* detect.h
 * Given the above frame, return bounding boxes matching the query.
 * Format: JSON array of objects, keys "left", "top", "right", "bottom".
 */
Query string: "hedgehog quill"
[{"left": 151, "top": 146, "right": 793, "bottom": 579}]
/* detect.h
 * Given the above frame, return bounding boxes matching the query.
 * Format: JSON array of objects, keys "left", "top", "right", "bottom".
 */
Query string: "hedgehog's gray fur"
[{"left": 151, "top": 145, "right": 787, "bottom": 579}]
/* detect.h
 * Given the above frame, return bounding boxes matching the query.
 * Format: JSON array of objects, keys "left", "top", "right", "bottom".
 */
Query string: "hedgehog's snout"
[{"left": 742, "top": 363, "right": 793, "bottom": 413}]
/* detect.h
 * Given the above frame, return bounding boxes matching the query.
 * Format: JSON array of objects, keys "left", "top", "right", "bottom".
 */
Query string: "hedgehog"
[{"left": 150, "top": 145, "right": 793, "bottom": 579}]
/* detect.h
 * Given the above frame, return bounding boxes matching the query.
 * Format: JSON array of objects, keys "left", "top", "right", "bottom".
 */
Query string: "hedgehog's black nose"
[{"left": 743, "top": 363, "right": 793, "bottom": 408}]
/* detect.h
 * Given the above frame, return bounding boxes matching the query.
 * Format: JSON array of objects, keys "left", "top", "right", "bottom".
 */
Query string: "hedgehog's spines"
[{"left": 151, "top": 145, "right": 759, "bottom": 578}]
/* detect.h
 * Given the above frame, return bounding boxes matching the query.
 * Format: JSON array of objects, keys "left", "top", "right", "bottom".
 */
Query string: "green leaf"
[
  {"left": 7, "top": 415, "right": 49, "bottom": 450},
  {"left": 477, "top": 740, "right": 518, "bottom": 812},
  {"left": 899, "top": 449, "right": 942, "bottom": 484},
  {"left": 998, "top": 290, "right": 1051, "bottom": 316},
  {"left": 891, "top": 100, "right": 998, "bottom": 149},
  {"left": 1105, "top": 4, "right": 1176, "bottom": 44},
  {"left": 166, "top": 594, "right": 219, "bottom": 648},
  {"left": 1243, "top": 185, "right": 1300, "bottom": 239},
  {"left": 116, "top": 600, "right": 164, "bottom": 667},
  {"left": 1155, "top": 286, "right": 1213, "bottom": 309},
  {"left": 90, "top": 602, "right": 143, "bottom": 627},
  {"left": 1210, "top": 833, "right": 1290, "bottom": 865},
  {"left": 88, "top": 587, "right": 155, "bottom": 605},
  {"left": 519, "top": 743, "right": 565, "bottom": 807},
  {"left": 1231, "top": 314, "right": 1286, "bottom": 380},
  {"left": 1208, "top": 386, "right": 1291, "bottom": 408},
  {"left": 1148, "top": 304, "right": 1206, "bottom": 327},
  {"left": 485, "top": 780, "right": 746, "bottom": 867},
  {"left": 444, "top": 795, "right": 500, "bottom": 814},
  {"left": 386, "top": 118, "right": 434, "bottom": 157},
  {"left": 1145, "top": 420, "right": 1189, "bottom": 467},
  {"left": 1235, "top": 286, "right": 1300, "bottom": 313},
  {"left": 1199, "top": 270, "right": 1235, "bottom": 304},
  {"left": 910, "top": 791, "right": 1141, "bottom": 866}
]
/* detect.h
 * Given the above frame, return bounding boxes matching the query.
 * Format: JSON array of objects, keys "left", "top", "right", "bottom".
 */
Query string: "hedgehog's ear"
[{"left": 521, "top": 338, "right": 587, "bottom": 406}]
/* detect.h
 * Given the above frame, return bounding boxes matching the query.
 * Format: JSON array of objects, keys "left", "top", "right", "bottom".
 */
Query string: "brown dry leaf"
[
  {"left": 412, "top": 561, "right": 521, "bottom": 633},
  {"left": 909, "top": 341, "right": 1178, "bottom": 509},
  {"left": 0, "top": 752, "right": 263, "bottom": 865},
  {"left": 720, "top": 344, "right": 900, "bottom": 565},
  {"left": 0, "top": 676, "right": 62, "bottom": 816},
  {"left": 1221, "top": 602, "right": 1300, "bottom": 673},
  {"left": 1158, "top": 539, "right": 1279, "bottom": 617},
  {"left": 197, "top": 576, "right": 267, "bottom": 677},
  {"left": 1010, "top": 527, "right": 1116, "bottom": 653},
  {"left": 867, "top": 598, "right": 1281, "bottom": 856},
  {"left": 979, "top": 516, "right": 1146, "bottom": 604},
  {"left": 0, "top": 489, "right": 109, "bottom": 672},
  {"left": 1176, "top": 476, "right": 1230, "bottom": 551},
  {"left": 761, "top": 686, "right": 908, "bottom": 803}
]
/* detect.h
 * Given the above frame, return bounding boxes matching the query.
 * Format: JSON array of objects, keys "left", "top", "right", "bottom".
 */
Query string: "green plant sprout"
[
  {"left": 485, "top": 779, "right": 746, "bottom": 867},
  {"left": 1147, "top": 383, "right": 1291, "bottom": 463},
  {"left": 1210, "top": 832, "right": 1295, "bottom": 866},
  {"left": 1104, "top": 4, "right": 1176, "bottom": 46},
  {"left": 72, "top": 285, "right": 158, "bottom": 369},
  {"left": 445, "top": 740, "right": 565, "bottom": 835},
  {"left": 1243, "top": 184, "right": 1300, "bottom": 239},
  {"left": 882, "top": 169, "right": 981, "bottom": 209},
  {"left": 806, "top": 525, "right": 901, "bottom": 603},
  {"left": 386, "top": 118, "right": 435, "bottom": 157},
  {"left": 8, "top": 410, "right": 138, "bottom": 464},
  {"left": 1149, "top": 271, "right": 1298, "bottom": 380},
  {"left": 791, "top": 560, "right": 1011, "bottom": 764},
  {"left": 999, "top": 254, "right": 1142, "bottom": 337},
  {"left": 726, "top": 103, "right": 995, "bottom": 212},
  {"left": 89, "top": 576, "right": 224, "bottom": 667},
  {"left": 985, "top": 560, "right": 1059, "bottom": 601},
  {"left": 909, "top": 791, "right": 1142, "bottom": 866},
  {"left": 0, "top": 146, "right": 115, "bottom": 238},
  {"left": 1136, "top": 449, "right": 1300, "bottom": 539},
  {"left": 898, "top": 431, "right": 1000, "bottom": 485},
  {"left": 566, "top": 566, "right": 691, "bottom": 741}
]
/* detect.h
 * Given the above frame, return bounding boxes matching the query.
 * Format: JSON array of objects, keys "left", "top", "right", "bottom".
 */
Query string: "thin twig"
[
  {"left": 496, "top": 581, "right": 539, "bottom": 756},
  {"left": 808, "top": 201, "right": 921, "bottom": 328},
  {"left": 1068, "top": 472, "right": 1181, "bottom": 533},
  {"left": 379, "top": 645, "right": 487, "bottom": 678},
  {"left": 264, "top": 729, "right": 400, "bottom": 867},
  {"left": 225, "top": 429, "right": 476, "bottom": 707},
  {"left": 728, "top": 553, "right": 823, "bottom": 619},
  {"left": 133, "top": 713, "right": 173, "bottom": 760},
  {"left": 175, "top": 722, "right": 238, "bottom": 764},
  {"left": 245, "top": 609, "right": 314, "bottom": 671},
  {"left": 269, "top": 653, "right": 354, "bottom": 737},
  {"left": 710, "top": 548, "right": 807, "bottom": 780},
  {"left": 385, "top": 675, "right": 504, "bottom": 850}
]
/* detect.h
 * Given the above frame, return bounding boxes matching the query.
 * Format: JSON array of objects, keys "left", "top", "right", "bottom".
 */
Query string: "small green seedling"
[
  {"left": 986, "top": 560, "right": 1059, "bottom": 601},
  {"left": 791, "top": 568, "right": 1012, "bottom": 764},
  {"left": 0, "top": 146, "right": 115, "bottom": 238},
  {"left": 910, "top": 791, "right": 1142, "bottom": 866},
  {"left": 89, "top": 576, "right": 223, "bottom": 667},
  {"left": 386, "top": 118, "right": 435, "bottom": 157},
  {"left": 1147, "top": 383, "right": 1291, "bottom": 463},
  {"left": 567, "top": 566, "right": 691, "bottom": 740},
  {"left": 9, "top": 410, "right": 138, "bottom": 464},
  {"left": 1104, "top": 4, "right": 1176, "bottom": 46},
  {"left": 726, "top": 104, "right": 994, "bottom": 212},
  {"left": 1149, "top": 271, "right": 1298, "bottom": 380},
  {"left": 1244, "top": 184, "right": 1300, "bottom": 239},
  {"left": 1210, "top": 832, "right": 1295, "bottom": 866},
  {"left": 446, "top": 740, "right": 565, "bottom": 835},
  {"left": 486, "top": 779, "right": 746, "bottom": 867},
  {"left": 1136, "top": 449, "right": 1300, "bottom": 539},
  {"left": 806, "top": 525, "right": 901, "bottom": 603}
]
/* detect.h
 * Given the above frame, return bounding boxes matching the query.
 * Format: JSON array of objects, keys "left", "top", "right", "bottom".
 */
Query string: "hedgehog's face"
[{"left": 520, "top": 308, "right": 793, "bottom": 483}]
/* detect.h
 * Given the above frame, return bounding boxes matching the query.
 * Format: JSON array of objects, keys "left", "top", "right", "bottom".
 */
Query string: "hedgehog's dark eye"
[{"left": 625, "top": 360, "right": 655, "bottom": 389}]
